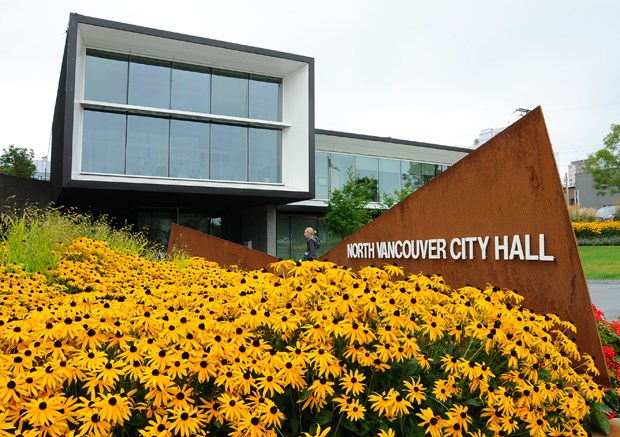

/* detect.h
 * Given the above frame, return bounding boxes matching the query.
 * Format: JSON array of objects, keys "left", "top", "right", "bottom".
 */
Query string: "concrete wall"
[{"left": 0, "top": 174, "right": 53, "bottom": 211}]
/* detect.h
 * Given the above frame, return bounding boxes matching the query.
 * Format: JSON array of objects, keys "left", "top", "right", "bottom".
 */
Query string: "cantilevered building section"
[{"left": 50, "top": 14, "right": 470, "bottom": 256}]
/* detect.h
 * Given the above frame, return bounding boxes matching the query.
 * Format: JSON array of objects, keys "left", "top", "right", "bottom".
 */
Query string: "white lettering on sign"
[{"left": 346, "top": 234, "right": 555, "bottom": 262}]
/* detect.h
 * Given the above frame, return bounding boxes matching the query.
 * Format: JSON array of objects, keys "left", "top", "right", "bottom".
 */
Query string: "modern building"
[{"left": 50, "top": 14, "right": 471, "bottom": 260}]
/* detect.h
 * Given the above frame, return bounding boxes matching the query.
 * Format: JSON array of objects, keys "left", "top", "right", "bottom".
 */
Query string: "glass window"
[
  {"left": 315, "top": 152, "right": 329, "bottom": 200},
  {"left": 212, "top": 70, "right": 248, "bottom": 118},
  {"left": 128, "top": 58, "right": 171, "bottom": 109},
  {"left": 137, "top": 208, "right": 175, "bottom": 248},
  {"left": 249, "top": 128, "right": 280, "bottom": 183},
  {"left": 329, "top": 153, "right": 355, "bottom": 193},
  {"left": 210, "top": 124, "right": 247, "bottom": 181},
  {"left": 171, "top": 64, "right": 211, "bottom": 114},
  {"left": 249, "top": 76, "right": 281, "bottom": 121},
  {"left": 126, "top": 115, "right": 170, "bottom": 177},
  {"left": 84, "top": 51, "right": 128, "bottom": 104},
  {"left": 82, "top": 111, "right": 126, "bottom": 174},
  {"left": 170, "top": 120, "right": 210, "bottom": 179},
  {"left": 356, "top": 156, "right": 378, "bottom": 201},
  {"left": 276, "top": 214, "right": 292, "bottom": 260},
  {"left": 379, "top": 158, "right": 401, "bottom": 197},
  {"left": 401, "top": 161, "right": 424, "bottom": 190}
]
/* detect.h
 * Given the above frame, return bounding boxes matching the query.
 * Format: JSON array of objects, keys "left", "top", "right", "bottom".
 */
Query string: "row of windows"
[
  {"left": 315, "top": 151, "right": 448, "bottom": 200},
  {"left": 84, "top": 50, "right": 282, "bottom": 121},
  {"left": 82, "top": 110, "right": 281, "bottom": 183}
]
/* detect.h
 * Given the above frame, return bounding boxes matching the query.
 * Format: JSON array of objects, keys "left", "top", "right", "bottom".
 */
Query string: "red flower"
[
  {"left": 593, "top": 304, "right": 606, "bottom": 322},
  {"left": 610, "top": 321, "right": 620, "bottom": 336}
]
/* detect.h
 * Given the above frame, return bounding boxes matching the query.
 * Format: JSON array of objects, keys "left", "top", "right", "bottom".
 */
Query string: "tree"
[
  {"left": 323, "top": 169, "right": 377, "bottom": 240},
  {"left": 0, "top": 145, "right": 37, "bottom": 178},
  {"left": 584, "top": 124, "right": 620, "bottom": 196}
]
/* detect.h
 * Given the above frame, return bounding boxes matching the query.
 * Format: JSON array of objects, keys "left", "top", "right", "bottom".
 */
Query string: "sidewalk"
[{"left": 588, "top": 280, "right": 620, "bottom": 321}]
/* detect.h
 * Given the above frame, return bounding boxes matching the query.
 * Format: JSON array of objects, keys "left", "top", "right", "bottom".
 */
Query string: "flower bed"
[
  {"left": 0, "top": 237, "right": 611, "bottom": 436},
  {"left": 573, "top": 221, "right": 620, "bottom": 238}
]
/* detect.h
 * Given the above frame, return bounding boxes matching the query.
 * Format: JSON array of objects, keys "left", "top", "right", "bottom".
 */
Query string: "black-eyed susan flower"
[{"left": 416, "top": 407, "right": 444, "bottom": 437}]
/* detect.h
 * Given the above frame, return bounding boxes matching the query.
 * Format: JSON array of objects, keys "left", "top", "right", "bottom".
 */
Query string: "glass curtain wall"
[
  {"left": 277, "top": 214, "right": 334, "bottom": 260},
  {"left": 82, "top": 50, "right": 282, "bottom": 183},
  {"left": 315, "top": 151, "right": 449, "bottom": 202}
]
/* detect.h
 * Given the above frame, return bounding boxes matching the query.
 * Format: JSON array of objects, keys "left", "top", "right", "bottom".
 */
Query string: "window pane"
[
  {"left": 212, "top": 71, "right": 248, "bottom": 118},
  {"left": 329, "top": 153, "right": 355, "bottom": 194},
  {"left": 315, "top": 152, "right": 329, "bottom": 200},
  {"left": 379, "top": 158, "right": 401, "bottom": 198},
  {"left": 82, "top": 111, "right": 126, "bottom": 174},
  {"left": 84, "top": 52, "right": 128, "bottom": 104},
  {"left": 128, "top": 58, "right": 171, "bottom": 109},
  {"left": 170, "top": 120, "right": 209, "bottom": 179},
  {"left": 276, "top": 214, "right": 291, "bottom": 260},
  {"left": 126, "top": 115, "right": 169, "bottom": 177},
  {"left": 210, "top": 124, "right": 247, "bottom": 181},
  {"left": 249, "top": 128, "right": 280, "bottom": 183},
  {"left": 401, "top": 161, "right": 424, "bottom": 190},
  {"left": 356, "top": 156, "right": 378, "bottom": 202},
  {"left": 249, "top": 77, "right": 281, "bottom": 121},
  {"left": 171, "top": 64, "right": 211, "bottom": 113}
]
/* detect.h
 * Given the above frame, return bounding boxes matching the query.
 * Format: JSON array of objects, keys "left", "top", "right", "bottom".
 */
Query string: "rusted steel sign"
[{"left": 323, "top": 107, "right": 608, "bottom": 385}]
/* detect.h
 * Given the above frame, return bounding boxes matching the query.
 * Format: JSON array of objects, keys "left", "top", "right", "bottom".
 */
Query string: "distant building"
[
  {"left": 472, "top": 126, "right": 506, "bottom": 148},
  {"left": 570, "top": 159, "right": 620, "bottom": 209},
  {"left": 33, "top": 158, "right": 51, "bottom": 181}
]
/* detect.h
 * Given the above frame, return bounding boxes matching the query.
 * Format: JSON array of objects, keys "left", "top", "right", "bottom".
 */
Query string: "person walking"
[{"left": 303, "top": 227, "right": 321, "bottom": 260}]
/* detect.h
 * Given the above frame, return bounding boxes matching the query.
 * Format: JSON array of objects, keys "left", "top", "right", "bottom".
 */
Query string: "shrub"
[
  {"left": 0, "top": 237, "right": 609, "bottom": 436},
  {"left": 0, "top": 204, "right": 162, "bottom": 272},
  {"left": 568, "top": 205, "right": 597, "bottom": 222}
]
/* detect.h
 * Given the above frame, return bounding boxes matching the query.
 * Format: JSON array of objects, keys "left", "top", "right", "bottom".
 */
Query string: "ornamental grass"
[{"left": 0, "top": 236, "right": 611, "bottom": 437}]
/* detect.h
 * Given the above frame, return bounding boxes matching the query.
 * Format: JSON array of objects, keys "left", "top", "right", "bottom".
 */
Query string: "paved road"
[{"left": 588, "top": 280, "right": 620, "bottom": 321}]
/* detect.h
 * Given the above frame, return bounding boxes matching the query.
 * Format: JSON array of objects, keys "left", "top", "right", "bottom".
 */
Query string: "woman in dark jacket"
[{"left": 303, "top": 227, "right": 321, "bottom": 260}]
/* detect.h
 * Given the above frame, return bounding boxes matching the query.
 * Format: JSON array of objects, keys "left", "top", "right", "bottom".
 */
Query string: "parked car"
[{"left": 595, "top": 205, "right": 618, "bottom": 221}]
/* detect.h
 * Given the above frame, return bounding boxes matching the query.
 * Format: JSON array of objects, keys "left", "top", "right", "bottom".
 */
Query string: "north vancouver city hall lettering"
[{"left": 347, "top": 234, "right": 555, "bottom": 262}]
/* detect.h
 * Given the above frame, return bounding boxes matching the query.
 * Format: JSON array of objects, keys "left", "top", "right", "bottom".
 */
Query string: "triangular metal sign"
[{"left": 323, "top": 107, "right": 608, "bottom": 385}]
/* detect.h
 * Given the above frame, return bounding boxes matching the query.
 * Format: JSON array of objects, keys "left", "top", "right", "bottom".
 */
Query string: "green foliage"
[
  {"left": 585, "top": 124, "right": 620, "bottom": 195},
  {"left": 0, "top": 204, "right": 163, "bottom": 272},
  {"left": 381, "top": 175, "right": 420, "bottom": 209},
  {"left": 577, "top": 235, "right": 620, "bottom": 246},
  {"left": 323, "top": 169, "right": 376, "bottom": 240},
  {"left": 0, "top": 145, "right": 37, "bottom": 178}
]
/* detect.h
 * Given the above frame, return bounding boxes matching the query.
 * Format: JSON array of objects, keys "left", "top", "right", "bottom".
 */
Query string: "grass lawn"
[{"left": 578, "top": 246, "right": 620, "bottom": 280}]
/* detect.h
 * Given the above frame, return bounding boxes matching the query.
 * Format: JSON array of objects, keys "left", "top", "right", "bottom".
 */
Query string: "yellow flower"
[{"left": 303, "top": 424, "right": 331, "bottom": 437}]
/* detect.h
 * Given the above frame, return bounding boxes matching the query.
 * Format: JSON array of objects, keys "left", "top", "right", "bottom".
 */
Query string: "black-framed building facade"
[{"left": 51, "top": 14, "right": 470, "bottom": 258}]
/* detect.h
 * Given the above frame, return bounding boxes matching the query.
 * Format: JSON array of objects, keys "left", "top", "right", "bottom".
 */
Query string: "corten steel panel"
[
  {"left": 168, "top": 224, "right": 279, "bottom": 271},
  {"left": 323, "top": 107, "right": 609, "bottom": 385}
]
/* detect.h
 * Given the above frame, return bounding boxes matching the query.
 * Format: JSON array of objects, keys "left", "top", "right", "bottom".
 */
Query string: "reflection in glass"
[
  {"left": 249, "top": 77, "right": 281, "bottom": 121},
  {"left": 128, "top": 58, "right": 171, "bottom": 109},
  {"left": 84, "top": 52, "right": 128, "bottom": 104},
  {"left": 355, "top": 156, "right": 378, "bottom": 201},
  {"left": 211, "top": 124, "right": 247, "bottom": 181},
  {"left": 170, "top": 120, "right": 210, "bottom": 179},
  {"left": 82, "top": 111, "right": 126, "bottom": 174},
  {"left": 314, "top": 152, "right": 329, "bottom": 200},
  {"left": 126, "top": 116, "right": 169, "bottom": 177},
  {"left": 401, "top": 161, "right": 424, "bottom": 190},
  {"left": 171, "top": 65, "right": 211, "bottom": 113},
  {"left": 212, "top": 71, "right": 248, "bottom": 118},
  {"left": 329, "top": 153, "right": 355, "bottom": 193},
  {"left": 379, "top": 158, "right": 401, "bottom": 197},
  {"left": 249, "top": 128, "right": 280, "bottom": 183}
]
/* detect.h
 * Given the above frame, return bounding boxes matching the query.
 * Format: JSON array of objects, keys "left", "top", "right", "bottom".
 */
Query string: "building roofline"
[
  {"left": 315, "top": 128, "right": 473, "bottom": 154},
  {"left": 70, "top": 13, "right": 314, "bottom": 65}
]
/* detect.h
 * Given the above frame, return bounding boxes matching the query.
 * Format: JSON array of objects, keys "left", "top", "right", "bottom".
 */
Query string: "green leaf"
[
  {"left": 316, "top": 409, "right": 333, "bottom": 426},
  {"left": 593, "top": 409, "right": 611, "bottom": 435},
  {"left": 341, "top": 419, "right": 359, "bottom": 434}
]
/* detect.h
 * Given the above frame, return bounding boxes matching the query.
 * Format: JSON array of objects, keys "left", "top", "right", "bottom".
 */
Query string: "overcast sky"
[{"left": 1, "top": 0, "right": 618, "bottom": 175}]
